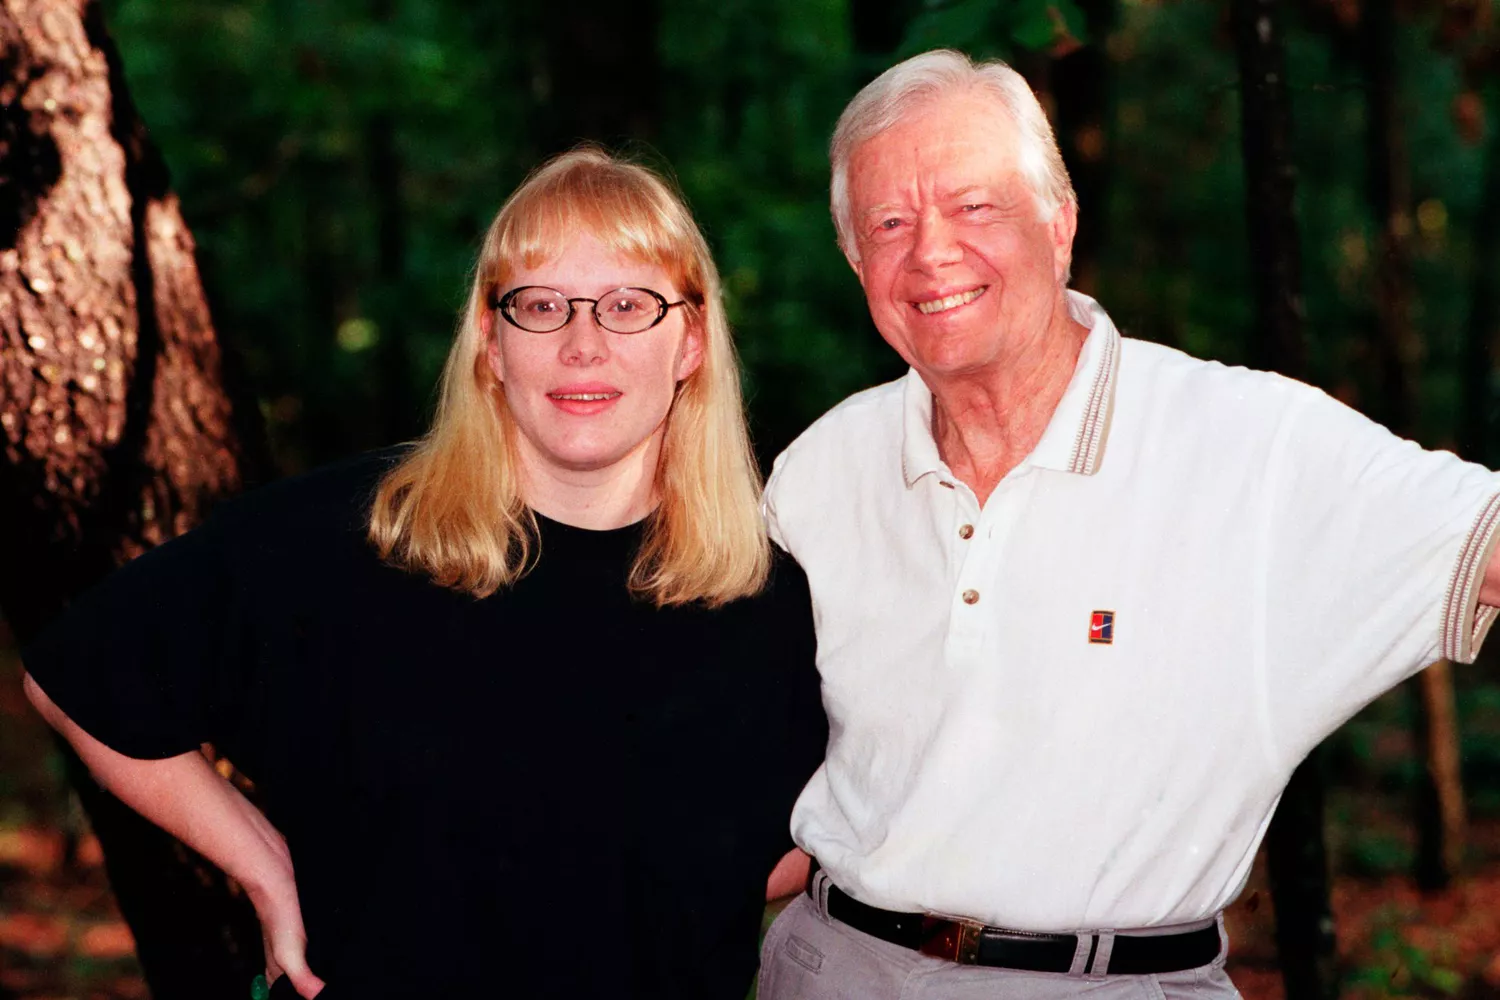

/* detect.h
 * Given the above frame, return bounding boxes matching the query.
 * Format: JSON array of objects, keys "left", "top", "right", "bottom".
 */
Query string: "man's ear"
[
  {"left": 481, "top": 310, "right": 504, "bottom": 383},
  {"left": 843, "top": 243, "right": 864, "bottom": 283},
  {"left": 675, "top": 316, "right": 706, "bottom": 383},
  {"left": 1050, "top": 200, "right": 1078, "bottom": 284}
]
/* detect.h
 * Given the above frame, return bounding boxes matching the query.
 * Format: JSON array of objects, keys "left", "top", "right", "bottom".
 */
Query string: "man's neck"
[{"left": 927, "top": 303, "right": 1090, "bottom": 506}]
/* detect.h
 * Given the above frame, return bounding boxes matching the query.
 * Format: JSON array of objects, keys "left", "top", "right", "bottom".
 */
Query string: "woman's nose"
[{"left": 557, "top": 307, "right": 610, "bottom": 364}]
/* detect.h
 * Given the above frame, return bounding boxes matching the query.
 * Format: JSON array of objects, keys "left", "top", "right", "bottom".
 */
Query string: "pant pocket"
[{"left": 758, "top": 897, "right": 832, "bottom": 1000}]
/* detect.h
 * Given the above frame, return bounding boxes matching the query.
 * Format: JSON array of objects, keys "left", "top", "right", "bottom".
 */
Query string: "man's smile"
[{"left": 913, "top": 286, "right": 987, "bottom": 315}]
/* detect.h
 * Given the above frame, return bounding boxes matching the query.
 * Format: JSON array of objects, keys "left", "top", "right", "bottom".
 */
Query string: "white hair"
[{"left": 830, "top": 49, "right": 1077, "bottom": 260}]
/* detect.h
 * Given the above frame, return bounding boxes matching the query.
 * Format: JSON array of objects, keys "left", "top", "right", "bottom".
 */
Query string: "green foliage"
[
  {"left": 1346, "top": 907, "right": 1465, "bottom": 996},
  {"left": 94, "top": 0, "right": 1500, "bottom": 485},
  {"left": 658, "top": 0, "right": 902, "bottom": 459},
  {"left": 899, "top": 0, "right": 1088, "bottom": 59}
]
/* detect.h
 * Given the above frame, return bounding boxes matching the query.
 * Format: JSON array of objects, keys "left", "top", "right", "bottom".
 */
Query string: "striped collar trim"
[
  {"left": 900, "top": 291, "right": 1123, "bottom": 487},
  {"left": 1063, "top": 294, "right": 1121, "bottom": 476}
]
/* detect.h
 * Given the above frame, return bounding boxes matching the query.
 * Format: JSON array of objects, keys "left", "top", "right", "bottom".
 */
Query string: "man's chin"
[{"left": 909, "top": 347, "right": 1000, "bottom": 384}]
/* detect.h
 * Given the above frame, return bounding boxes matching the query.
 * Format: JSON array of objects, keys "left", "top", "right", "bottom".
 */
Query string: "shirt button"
[
  {"left": 961, "top": 589, "right": 980, "bottom": 605},
  {"left": 958, "top": 524, "right": 974, "bottom": 540}
]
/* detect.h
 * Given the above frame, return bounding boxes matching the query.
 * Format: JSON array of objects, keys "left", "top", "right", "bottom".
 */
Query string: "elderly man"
[{"left": 759, "top": 49, "right": 1500, "bottom": 999}]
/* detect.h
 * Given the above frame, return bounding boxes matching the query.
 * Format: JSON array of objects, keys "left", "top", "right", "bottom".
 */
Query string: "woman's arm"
[{"left": 23, "top": 672, "right": 326, "bottom": 999}]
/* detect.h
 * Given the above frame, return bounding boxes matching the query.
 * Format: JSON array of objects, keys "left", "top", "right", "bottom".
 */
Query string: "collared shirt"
[{"left": 764, "top": 291, "right": 1500, "bottom": 932}]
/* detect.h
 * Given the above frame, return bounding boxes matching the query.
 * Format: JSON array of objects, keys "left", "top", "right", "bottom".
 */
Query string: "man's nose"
[
  {"left": 558, "top": 308, "right": 610, "bottom": 364},
  {"left": 910, "top": 212, "right": 963, "bottom": 271}
]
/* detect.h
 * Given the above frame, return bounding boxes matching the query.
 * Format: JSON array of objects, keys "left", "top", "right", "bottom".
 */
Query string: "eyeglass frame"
[{"left": 489, "top": 285, "right": 692, "bottom": 335}]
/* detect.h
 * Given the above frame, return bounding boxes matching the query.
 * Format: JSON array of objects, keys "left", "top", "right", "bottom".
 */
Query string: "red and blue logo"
[{"left": 1089, "top": 610, "right": 1114, "bottom": 645}]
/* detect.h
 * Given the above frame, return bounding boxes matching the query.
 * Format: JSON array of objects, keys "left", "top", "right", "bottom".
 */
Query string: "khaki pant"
[{"left": 758, "top": 889, "right": 1240, "bottom": 999}]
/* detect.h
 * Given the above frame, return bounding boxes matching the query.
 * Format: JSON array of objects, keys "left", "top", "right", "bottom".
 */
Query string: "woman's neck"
[{"left": 519, "top": 433, "right": 662, "bottom": 530}]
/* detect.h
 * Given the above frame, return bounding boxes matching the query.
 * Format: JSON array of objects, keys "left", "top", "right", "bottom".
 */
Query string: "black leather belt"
[{"left": 808, "top": 871, "right": 1220, "bottom": 974}]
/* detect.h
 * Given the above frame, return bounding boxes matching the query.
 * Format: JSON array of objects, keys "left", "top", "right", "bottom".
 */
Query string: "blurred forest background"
[{"left": 8, "top": 0, "right": 1500, "bottom": 997}]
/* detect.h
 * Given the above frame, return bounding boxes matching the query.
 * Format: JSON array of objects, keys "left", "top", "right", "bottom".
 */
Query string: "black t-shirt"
[{"left": 23, "top": 451, "right": 828, "bottom": 1000}]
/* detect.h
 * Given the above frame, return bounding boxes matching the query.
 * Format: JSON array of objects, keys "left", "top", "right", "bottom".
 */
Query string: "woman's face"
[{"left": 484, "top": 232, "right": 703, "bottom": 483}]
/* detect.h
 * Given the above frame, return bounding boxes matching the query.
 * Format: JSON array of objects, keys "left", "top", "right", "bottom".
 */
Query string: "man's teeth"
[
  {"left": 551, "top": 392, "right": 619, "bottom": 401},
  {"left": 916, "top": 288, "right": 985, "bottom": 315}
]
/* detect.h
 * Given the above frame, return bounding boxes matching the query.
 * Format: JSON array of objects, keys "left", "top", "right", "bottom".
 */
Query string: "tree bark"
[
  {"left": 1410, "top": 661, "right": 1467, "bottom": 886},
  {"left": 851, "top": 0, "right": 920, "bottom": 57},
  {"left": 1359, "top": 0, "right": 1416, "bottom": 435},
  {"left": 1357, "top": 0, "right": 1467, "bottom": 892},
  {"left": 1457, "top": 87, "right": 1500, "bottom": 466},
  {"left": 1232, "top": 0, "right": 1308, "bottom": 379},
  {"left": 367, "top": 0, "right": 418, "bottom": 446},
  {"left": 368, "top": 109, "right": 415, "bottom": 443},
  {"left": 0, "top": 1, "right": 267, "bottom": 995},
  {"left": 1231, "top": 1, "right": 1338, "bottom": 997},
  {"left": 1052, "top": 0, "right": 1118, "bottom": 295},
  {"left": 537, "top": 0, "right": 662, "bottom": 153}
]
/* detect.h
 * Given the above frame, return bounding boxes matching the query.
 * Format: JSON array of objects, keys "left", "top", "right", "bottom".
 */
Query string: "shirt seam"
[{"left": 1440, "top": 489, "right": 1500, "bottom": 663}]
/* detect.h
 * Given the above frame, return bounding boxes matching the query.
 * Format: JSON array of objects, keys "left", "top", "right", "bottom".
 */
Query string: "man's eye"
[
  {"left": 878, "top": 218, "right": 902, "bottom": 231},
  {"left": 960, "top": 203, "right": 989, "bottom": 212}
]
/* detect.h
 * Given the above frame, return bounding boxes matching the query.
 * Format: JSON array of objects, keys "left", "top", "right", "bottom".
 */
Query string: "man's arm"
[
  {"left": 1480, "top": 547, "right": 1500, "bottom": 609},
  {"left": 23, "top": 672, "right": 325, "bottom": 999}
]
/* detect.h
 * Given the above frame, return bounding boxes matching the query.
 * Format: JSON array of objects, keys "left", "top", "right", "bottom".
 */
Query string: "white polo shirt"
[{"left": 764, "top": 291, "right": 1500, "bottom": 932}]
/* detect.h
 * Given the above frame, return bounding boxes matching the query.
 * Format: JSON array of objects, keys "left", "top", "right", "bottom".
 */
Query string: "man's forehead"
[
  {"left": 849, "top": 141, "right": 1026, "bottom": 212},
  {"left": 847, "top": 92, "right": 1022, "bottom": 203}
]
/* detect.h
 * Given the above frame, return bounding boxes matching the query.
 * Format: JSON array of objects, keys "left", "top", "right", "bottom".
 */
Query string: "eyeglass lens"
[{"left": 506, "top": 287, "right": 664, "bottom": 334}]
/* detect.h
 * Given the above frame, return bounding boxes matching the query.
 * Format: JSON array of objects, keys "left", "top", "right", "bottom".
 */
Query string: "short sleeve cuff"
[{"left": 1442, "top": 491, "right": 1500, "bottom": 664}]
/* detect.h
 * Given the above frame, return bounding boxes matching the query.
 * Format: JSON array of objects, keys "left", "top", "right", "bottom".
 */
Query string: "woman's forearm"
[
  {"left": 22, "top": 671, "right": 291, "bottom": 897},
  {"left": 25, "top": 671, "right": 324, "bottom": 995}
]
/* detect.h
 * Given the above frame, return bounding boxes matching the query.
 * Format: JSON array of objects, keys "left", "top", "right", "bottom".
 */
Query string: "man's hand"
[{"left": 766, "top": 847, "right": 811, "bottom": 901}]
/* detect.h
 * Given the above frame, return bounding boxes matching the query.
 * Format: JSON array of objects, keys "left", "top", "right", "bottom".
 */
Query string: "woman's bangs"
[{"left": 498, "top": 179, "right": 695, "bottom": 290}]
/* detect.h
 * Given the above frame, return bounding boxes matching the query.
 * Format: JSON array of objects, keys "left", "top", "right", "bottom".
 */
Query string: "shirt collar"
[{"left": 900, "top": 290, "right": 1122, "bottom": 488}]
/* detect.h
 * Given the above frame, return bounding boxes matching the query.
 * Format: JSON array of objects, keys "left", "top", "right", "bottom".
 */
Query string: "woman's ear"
[
  {"left": 675, "top": 317, "right": 705, "bottom": 382},
  {"left": 481, "top": 310, "right": 504, "bottom": 383}
]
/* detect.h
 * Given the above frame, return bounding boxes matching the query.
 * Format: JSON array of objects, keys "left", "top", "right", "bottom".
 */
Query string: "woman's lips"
[{"left": 547, "top": 385, "right": 621, "bottom": 415}]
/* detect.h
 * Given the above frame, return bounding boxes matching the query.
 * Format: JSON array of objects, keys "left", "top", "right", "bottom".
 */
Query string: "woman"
[{"left": 22, "top": 148, "right": 826, "bottom": 999}]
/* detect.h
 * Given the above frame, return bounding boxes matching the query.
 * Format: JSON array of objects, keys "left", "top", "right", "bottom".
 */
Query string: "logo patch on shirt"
[{"left": 1089, "top": 610, "right": 1115, "bottom": 644}]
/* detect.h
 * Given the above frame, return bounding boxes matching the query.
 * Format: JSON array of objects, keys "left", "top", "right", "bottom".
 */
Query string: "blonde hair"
[
  {"left": 368, "top": 147, "right": 769, "bottom": 606},
  {"left": 830, "top": 49, "right": 1077, "bottom": 260}
]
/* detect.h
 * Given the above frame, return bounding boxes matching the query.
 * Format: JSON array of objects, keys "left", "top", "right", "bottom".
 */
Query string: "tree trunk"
[
  {"left": 0, "top": 1, "right": 267, "bottom": 995},
  {"left": 1457, "top": 87, "right": 1500, "bottom": 466},
  {"left": 1232, "top": 0, "right": 1308, "bottom": 379},
  {"left": 1411, "top": 662, "right": 1467, "bottom": 885},
  {"left": 851, "top": 0, "right": 919, "bottom": 58},
  {"left": 1357, "top": 0, "right": 1467, "bottom": 892},
  {"left": 367, "top": 0, "right": 417, "bottom": 446},
  {"left": 1231, "top": 1, "right": 1338, "bottom": 997},
  {"left": 537, "top": 0, "right": 662, "bottom": 153},
  {"left": 1265, "top": 757, "right": 1339, "bottom": 1000},
  {"left": 1052, "top": 0, "right": 1118, "bottom": 295}
]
